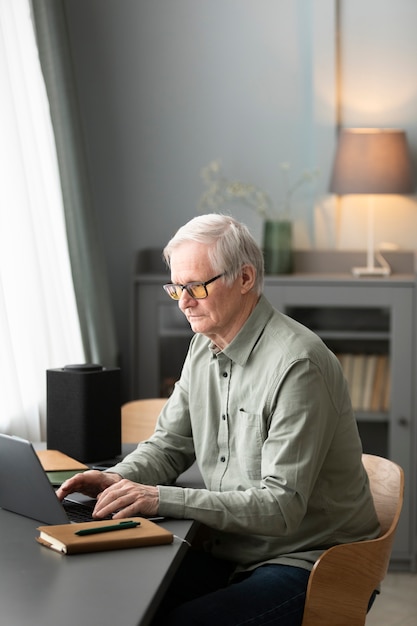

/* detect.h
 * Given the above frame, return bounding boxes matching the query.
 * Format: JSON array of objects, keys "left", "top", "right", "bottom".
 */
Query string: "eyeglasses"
[{"left": 163, "top": 273, "right": 225, "bottom": 300}]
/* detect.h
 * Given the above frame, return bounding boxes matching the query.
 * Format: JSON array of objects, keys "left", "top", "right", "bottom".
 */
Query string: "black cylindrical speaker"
[{"left": 46, "top": 364, "right": 121, "bottom": 462}]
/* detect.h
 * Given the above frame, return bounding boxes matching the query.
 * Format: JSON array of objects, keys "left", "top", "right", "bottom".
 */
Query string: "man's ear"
[{"left": 240, "top": 264, "right": 256, "bottom": 293}]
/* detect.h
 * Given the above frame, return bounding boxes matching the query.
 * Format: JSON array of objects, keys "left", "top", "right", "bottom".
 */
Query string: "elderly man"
[{"left": 58, "top": 214, "right": 379, "bottom": 625}]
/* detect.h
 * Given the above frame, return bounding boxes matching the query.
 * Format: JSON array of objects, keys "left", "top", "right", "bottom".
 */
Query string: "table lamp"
[{"left": 329, "top": 128, "right": 415, "bottom": 276}]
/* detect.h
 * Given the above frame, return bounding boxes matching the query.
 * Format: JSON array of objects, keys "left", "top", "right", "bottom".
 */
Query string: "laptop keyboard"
[{"left": 63, "top": 499, "right": 112, "bottom": 523}]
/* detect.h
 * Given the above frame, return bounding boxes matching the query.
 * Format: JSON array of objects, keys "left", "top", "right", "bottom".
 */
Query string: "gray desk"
[{"left": 0, "top": 454, "right": 202, "bottom": 626}]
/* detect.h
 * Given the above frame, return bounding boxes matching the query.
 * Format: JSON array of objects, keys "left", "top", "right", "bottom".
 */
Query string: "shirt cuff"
[{"left": 157, "top": 484, "right": 186, "bottom": 518}]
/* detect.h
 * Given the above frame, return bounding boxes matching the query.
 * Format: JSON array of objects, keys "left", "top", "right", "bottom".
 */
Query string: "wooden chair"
[
  {"left": 121, "top": 398, "right": 167, "bottom": 443},
  {"left": 301, "top": 454, "right": 404, "bottom": 626}
]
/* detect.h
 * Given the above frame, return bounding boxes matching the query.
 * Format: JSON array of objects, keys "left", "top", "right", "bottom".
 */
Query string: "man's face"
[{"left": 169, "top": 241, "right": 245, "bottom": 347}]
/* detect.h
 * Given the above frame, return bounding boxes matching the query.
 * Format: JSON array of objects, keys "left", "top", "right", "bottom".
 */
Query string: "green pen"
[{"left": 75, "top": 520, "right": 141, "bottom": 536}]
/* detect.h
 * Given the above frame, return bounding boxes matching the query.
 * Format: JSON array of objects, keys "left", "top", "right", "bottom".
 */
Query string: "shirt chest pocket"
[{"left": 230, "top": 410, "right": 265, "bottom": 481}]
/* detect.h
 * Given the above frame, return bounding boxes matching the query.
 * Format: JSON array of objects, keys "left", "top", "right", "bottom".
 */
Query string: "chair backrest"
[
  {"left": 301, "top": 453, "right": 404, "bottom": 626},
  {"left": 121, "top": 398, "right": 167, "bottom": 443},
  {"left": 361, "top": 454, "right": 402, "bottom": 535}
]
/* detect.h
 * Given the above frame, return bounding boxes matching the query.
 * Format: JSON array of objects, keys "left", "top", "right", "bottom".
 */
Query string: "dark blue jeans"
[{"left": 151, "top": 550, "right": 310, "bottom": 626}]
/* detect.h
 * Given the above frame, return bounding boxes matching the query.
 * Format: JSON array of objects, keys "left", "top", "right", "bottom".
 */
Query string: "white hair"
[{"left": 163, "top": 214, "right": 264, "bottom": 295}]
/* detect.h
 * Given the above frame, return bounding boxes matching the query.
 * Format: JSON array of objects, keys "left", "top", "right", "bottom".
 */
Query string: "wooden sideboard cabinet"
[{"left": 131, "top": 249, "right": 417, "bottom": 571}]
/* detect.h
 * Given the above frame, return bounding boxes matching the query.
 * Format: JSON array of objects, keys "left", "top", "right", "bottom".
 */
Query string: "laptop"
[{"left": 0, "top": 433, "right": 110, "bottom": 525}]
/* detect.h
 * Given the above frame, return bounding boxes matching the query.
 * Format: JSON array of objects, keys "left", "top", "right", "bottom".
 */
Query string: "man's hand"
[
  {"left": 56, "top": 470, "right": 122, "bottom": 501},
  {"left": 93, "top": 479, "right": 159, "bottom": 519},
  {"left": 56, "top": 471, "right": 160, "bottom": 519}
]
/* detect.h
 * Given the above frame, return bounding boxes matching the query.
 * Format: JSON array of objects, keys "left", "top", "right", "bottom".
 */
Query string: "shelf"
[
  {"left": 355, "top": 411, "right": 389, "bottom": 423},
  {"left": 315, "top": 330, "right": 390, "bottom": 341}
]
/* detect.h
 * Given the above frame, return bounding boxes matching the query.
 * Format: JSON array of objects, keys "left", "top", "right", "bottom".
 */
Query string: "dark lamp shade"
[{"left": 329, "top": 128, "right": 415, "bottom": 195}]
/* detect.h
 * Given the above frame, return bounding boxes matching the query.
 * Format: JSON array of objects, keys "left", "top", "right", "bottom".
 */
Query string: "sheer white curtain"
[{"left": 0, "top": 0, "right": 84, "bottom": 441}]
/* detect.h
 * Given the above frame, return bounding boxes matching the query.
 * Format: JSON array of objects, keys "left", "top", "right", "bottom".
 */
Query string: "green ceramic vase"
[{"left": 263, "top": 219, "right": 293, "bottom": 274}]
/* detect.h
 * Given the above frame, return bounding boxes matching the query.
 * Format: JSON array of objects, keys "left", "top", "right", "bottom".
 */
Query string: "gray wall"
[{"left": 64, "top": 0, "right": 417, "bottom": 399}]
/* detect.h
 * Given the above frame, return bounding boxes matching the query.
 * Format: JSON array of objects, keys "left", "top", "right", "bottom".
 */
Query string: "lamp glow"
[{"left": 329, "top": 128, "right": 415, "bottom": 276}]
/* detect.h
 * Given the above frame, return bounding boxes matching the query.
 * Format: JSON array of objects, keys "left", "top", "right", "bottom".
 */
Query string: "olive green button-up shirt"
[{"left": 112, "top": 295, "right": 379, "bottom": 572}]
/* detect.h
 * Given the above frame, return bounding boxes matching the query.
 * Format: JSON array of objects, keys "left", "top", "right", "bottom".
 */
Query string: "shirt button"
[
  {"left": 220, "top": 456, "right": 226, "bottom": 462},
  {"left": 222, "top": 414, "right": 226, "bottom": 420},
  {"left": 222, "top": 372, "right": 228, "bottom": 378}
]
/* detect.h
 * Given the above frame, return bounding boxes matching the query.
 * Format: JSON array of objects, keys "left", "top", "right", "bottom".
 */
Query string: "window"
[{"left": 0, "top": 0, "right": 84, "bottom": 440}]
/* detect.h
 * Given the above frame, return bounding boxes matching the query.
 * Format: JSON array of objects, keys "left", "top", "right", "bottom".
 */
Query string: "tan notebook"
[
  {"left": 36, "top": 517, "right": 173, "bottom": 554},
  {"left": 36, "top": 449, "right": 89, "bottom": 471}
]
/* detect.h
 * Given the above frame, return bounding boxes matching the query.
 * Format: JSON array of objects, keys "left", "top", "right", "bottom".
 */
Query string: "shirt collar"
[{"left": 214, "top": 294, "right": 274, "bottom": 367}]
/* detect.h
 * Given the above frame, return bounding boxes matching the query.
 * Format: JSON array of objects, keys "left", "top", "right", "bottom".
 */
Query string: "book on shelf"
[
  {"left": 350, "top": 354, "right": 366, "bottom": 411},
  {"left": 371, "top": 355, "right": 389, "bottom": 412},
  {"left": 382, "top": 359, "right": 391, "bottom": 412},
  {"left": 336, "top": 353, "right": 390, "bottom": 413},
  {"left": 36, "top": 517, "right": 173, "bottom": 555},
  {"left": 362, "top": 354, "right": 378, "bottom": 412}
]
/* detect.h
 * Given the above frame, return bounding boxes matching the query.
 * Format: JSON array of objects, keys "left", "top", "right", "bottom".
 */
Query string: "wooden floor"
[{"left": 365, "top": 572, "right": 417, "bottom": 625}]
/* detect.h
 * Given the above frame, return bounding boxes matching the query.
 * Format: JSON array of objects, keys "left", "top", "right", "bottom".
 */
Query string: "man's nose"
[{"left": 179, "top": 288, "right": 195, "bottom": 307}]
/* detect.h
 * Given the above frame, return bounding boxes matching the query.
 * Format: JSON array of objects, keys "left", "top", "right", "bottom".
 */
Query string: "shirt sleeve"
[{"left": 108, "top": 365, "right": 197, "bottom": 486}]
